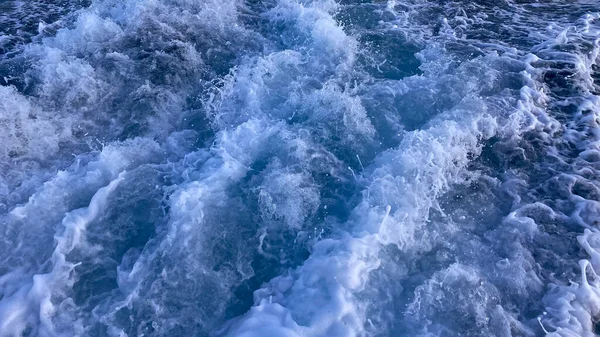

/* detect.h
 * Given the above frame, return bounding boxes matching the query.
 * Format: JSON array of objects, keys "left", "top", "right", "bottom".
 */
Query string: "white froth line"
[{"left": 0, "top": 172, "right": 126, "bottom": 336}]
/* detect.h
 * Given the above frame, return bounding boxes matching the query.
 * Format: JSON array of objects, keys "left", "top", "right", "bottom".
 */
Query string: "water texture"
[{"left": 0, "top": 0, "right": 599, "bottom": 336}]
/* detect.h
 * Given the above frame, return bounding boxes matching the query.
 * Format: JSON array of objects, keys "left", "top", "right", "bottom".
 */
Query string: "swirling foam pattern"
[{"left": 0, "top": 0, "right": 599, "bottom": 336}]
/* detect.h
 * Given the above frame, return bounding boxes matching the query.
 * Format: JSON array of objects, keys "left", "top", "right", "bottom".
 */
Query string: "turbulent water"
[{"left": 1, "top": 0, "right": 600, "bottom": 336}]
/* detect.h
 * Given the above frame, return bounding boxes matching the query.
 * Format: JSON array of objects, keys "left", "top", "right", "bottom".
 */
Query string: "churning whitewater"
[{"left": 1, "top": 0, "right": 600, "bottom": 336}]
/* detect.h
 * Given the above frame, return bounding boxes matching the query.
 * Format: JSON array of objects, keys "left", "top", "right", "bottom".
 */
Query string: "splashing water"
[{"left": 1, "top": 0, "right": 600, "bottom": 336}]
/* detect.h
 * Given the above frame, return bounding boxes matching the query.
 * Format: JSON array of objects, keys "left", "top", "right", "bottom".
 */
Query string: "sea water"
[{"left": 0, "top": 0, "right": 599, "bottom": 336}]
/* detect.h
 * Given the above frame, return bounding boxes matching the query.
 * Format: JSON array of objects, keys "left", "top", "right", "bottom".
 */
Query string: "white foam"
[
  {"left": 2, "top": 0, "right": 600, "bottom": 335},
  {"left": 258, "top": 165, "right": 320, "bottom": 230},
  {"left": 519, "top": 11, "right": 600, "bottom": 337},
  {"left": 0, "top": 85, "right": 70, "bottom": 161},
  {"left": 0, "top": 138, "right": 160, "bottom": 336},
  {"left": 222, "top": 108, "right": 501, "bottom": 336},
  {"left": 89, "top": 119, "right": 286, "bottom": 335},
  {"left": 217, "top": 3, "right": 600, "bottom": 336},
  {"left": 0, "top": 174, "right": 124, "bottom": 337}
]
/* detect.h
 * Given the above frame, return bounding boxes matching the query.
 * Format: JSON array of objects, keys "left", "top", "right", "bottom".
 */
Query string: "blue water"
[{"left": 0, "top": 0, "right": 599, "bottom": 336}]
